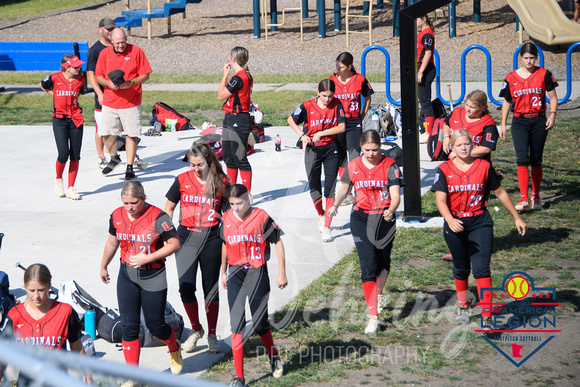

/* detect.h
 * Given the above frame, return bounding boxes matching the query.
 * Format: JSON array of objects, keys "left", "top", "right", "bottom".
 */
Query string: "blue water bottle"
[{"left": 85, "top": 307, "right": 96, "bottom": 340}]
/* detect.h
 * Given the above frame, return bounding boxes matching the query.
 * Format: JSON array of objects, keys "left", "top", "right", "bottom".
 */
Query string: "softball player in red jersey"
[
  {"left": 329, "top": 52, "right": 374, "bottom": 167},
  {"left": 440, "top": 90, "right": 499, "bottom": 262},
  {"left": 499, "top": 42, "right": 558, "bottom": 212},
  {"left": 218, "top": 47, "right": 254, "bottom": 195},
  {"left": 165, "top": 143, "right": 229, "bottom": 354},
  {"left": 220, "top": 184, "right": 287, "bottom": 387},
  {"left": 40, "top": 55, "right": 85, "bottom": 200},
  {"left": 5, "top": 264, "right": 91, "bottom": 384},
  {"left": 100, "top": 181, "right": 183, "bottom": 376},
  {"left": 417, "top": 15, "right": 436, "bottom": 139},
  {"left": 329, "top": 130, "right": 402, "bottom": 334},
  {"left": 432, "top": 130, "right": 526, "bottom": 328},
  {"left": 288, "top": 79, "right": 346, "bottom": 242},
  {"left": 442, "top": 90, "right": 499, "bottom": 161}
]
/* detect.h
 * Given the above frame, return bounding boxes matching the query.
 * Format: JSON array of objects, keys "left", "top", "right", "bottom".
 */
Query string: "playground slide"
[{"left": 507, "top": 0, "right": 580, "bottom": 45}]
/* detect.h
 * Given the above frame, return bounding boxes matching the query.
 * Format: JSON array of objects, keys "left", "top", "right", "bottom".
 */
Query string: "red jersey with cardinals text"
[
  {"left": 41, "top": 72, "right": 85, "bottom": 127},
  {"left": 417, "top": 27, "right": 435, "bottom": 65},
  {"left": 223, "top": 70, "right": 253, "bottom": 114},
  {"left": 432, "top": 159, "right": 502, "bottom": 217},
  {"left": 166, "top": 171, "right": 227, "bottom": 231},
  {"left": 290, "top": 98, "right": 346, "bottom": 146},
  {"left": 221, "top": 208, "right": 283, "bottom": 268},
  {"left": 7, "top": 301, "right": 81, "bottom": 349},
  {"left": 109, "top": 203, "right": 177, "bottom": 269},
  {"left": 499, "top": 68, "right": 558, "bottom": 115},
  {"left": 445, "top": 107, "right": 498, "bottom": 156},
  {"left": 328, "top": 73, "right": 374, "bottom": 118},
  {"left": 342, "top": 155, "right": 403, "bottom": 214}
]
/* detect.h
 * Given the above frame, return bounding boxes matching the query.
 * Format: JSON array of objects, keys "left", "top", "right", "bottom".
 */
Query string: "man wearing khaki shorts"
[{"left": 95, "top": 28, "right": 152, "bottom": 180}]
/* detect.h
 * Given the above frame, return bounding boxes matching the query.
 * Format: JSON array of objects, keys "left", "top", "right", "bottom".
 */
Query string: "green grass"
[
  {"left": 0, "top": 0, "right": 96, "bottom": 21},
  {"left": 0, "top": 90, "right": 315, "bottom": 127},
  {"left": 201, "top": 118, "right": 580, "bottom": 385},
  {"left": 0, "top": 72, "right": 392, "bottom": 85}
]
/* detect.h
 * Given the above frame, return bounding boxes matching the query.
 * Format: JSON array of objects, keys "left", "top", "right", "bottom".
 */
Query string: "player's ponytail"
[
  {"left": 229, "top": 184, "right": 249, "bottom": 202},
  {"left": 419, "top": 15, "right": 434, "bottom": 32},
  {"left": 318, "top": 79, "right": 335, "bottom": 94},
  {"left": 466, "top": 90, "right": 489, "bottom": 116},
  {"left": 24, "top": 264, "right": 52, "bottom": 288},
  {"left": 450, "top": 129, "right": 473, "bottom": 147},
  {"left": 61, "top": 54, "right": 74, "bottom": 72},
  {"left": 121, "top": 180, "right": 146, "bottom": 200},
  {"left": 360, "top": 129, "right": 381, "bottom": 146},
  {"left": 231, "top": 46, "right": 251, "bottom": 81},
  {"left": 335, "top": 52, "right": 357, "bottom": 75},
  {"left": 187, "top": 143, "right": 228, "bottom": 197}
]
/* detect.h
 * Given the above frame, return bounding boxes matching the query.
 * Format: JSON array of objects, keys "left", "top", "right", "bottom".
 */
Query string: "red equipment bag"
[
  {"left": 427, "top": 118, "right": 449, "bottom": 162},
  {"left": 152, "top": 102, "right": 191, "bottom": 131}
]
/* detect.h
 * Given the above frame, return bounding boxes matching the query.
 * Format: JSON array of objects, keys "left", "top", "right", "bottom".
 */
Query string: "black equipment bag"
[
  {"left": 97, "top": 308, "right": 123, "bottom": 343},
  {"left": 427, "top": 118, "right": 449, "bottom": 161}
]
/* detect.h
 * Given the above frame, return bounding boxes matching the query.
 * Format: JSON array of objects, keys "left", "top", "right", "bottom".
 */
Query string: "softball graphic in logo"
[{"left": 506, "top": 275, "right": 530, "bottom": 299}]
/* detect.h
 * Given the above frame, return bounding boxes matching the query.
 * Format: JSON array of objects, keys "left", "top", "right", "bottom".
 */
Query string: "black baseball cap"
[{"left": 99, "top": 18, "right": 115, "bottom": 29}]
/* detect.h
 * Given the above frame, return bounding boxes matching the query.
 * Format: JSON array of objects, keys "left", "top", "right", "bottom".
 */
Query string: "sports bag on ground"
[
  {"left": 427, "top": 118, "right": 449, "bottom": 161},
  {"left": 0, "top": 271, "right": 16, "bottom": 328},
  {"left": 139, "top": 302, "right": 184, "bottom": 347},
  {"left": 97, "top": 308, "right": 122, "bottom": 343},
  {"left": 152, "top": 102, "right": 192, "bottom": 131},
  {"left": 58, "top": 280, "right": 106, "bottom": 330}
]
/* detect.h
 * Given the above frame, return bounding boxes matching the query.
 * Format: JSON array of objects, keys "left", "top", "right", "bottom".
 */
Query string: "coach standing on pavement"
[
  {"left": 96, "top": 27, "right": 152, "bottom": 180},
  {"left": 87, "top": 17, "right": 114, "bottom": 169}
]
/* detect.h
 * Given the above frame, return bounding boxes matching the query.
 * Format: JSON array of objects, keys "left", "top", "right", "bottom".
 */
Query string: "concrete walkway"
[{"left": 0, "top": 113, "right": 447, "bottom": 379}]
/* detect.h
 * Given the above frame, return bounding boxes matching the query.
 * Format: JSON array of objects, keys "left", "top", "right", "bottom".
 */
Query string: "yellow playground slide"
[{"left": 507, "top": 0, "right": 580, "bottom": 45}]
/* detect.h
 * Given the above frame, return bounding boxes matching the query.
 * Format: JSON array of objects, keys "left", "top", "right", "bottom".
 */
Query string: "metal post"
[
  {"left": 318, "top": 0, "right": 326, "bottom": 38},
  {"left": 334, "top": 0, "right": 341, "bottom": 31},
  {"left": 303, "top": 0, "right": 308, "bottom": 18},
  {"left": 253, "top": 0, "right": 261, "bottom": 38},
  {"left": 474, "top": 0, "right": 480, "bottom": 22},
  {"left": 448, "top": 0, "right": 456, "bottom": 38},
  {"left": 399, "top": 0, "right": 453, "bottom": 219},
  {"left": 364, "top": 1, "right": 370, "bottom": 16},
  {"left": 270, "top": 0, "right": 278, "bottom": 31},
  {"left": 393, "top": 0, "right": 400, "bottom": 37}
]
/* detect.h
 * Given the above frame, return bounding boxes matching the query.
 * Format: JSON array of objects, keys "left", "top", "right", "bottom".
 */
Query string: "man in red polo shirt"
[{"left": 95, "top": 27, "right": 152, "bottom": 180}]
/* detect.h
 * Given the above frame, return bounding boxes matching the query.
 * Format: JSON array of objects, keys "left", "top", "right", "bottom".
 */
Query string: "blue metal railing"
[
  {"left": 361, "top": 45, "right": 398, "bottom": 106},
  {"left": 361, "top": 43, "right": 577, "bottom": 107}
]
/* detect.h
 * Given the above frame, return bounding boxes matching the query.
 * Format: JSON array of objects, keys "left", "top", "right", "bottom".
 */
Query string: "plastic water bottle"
[
  {"left": 85, "top": 307, "right": 96, "bottom": 340},
  {"left": 275, "top": 134, "right": 281, "bottom": 151},
  {"left": 371, "top": 111, "right": 380, "bottom": 132}
]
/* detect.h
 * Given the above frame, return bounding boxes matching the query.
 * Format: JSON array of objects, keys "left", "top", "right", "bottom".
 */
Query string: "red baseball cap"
[{"left": 62, "top": 56, "right": 84, "bottom": 68}]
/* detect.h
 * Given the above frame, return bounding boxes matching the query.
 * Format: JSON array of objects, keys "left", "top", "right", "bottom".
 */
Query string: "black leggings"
[
  {"left": 335, "top": 118, "right": 363, "bottom": 169},
  {"left": 351, "top": 208, "right": 395, "bottom": 283},
  {"left": 222, "top": 113, "right": 252, "bottom": 172},
  {"left": 53, "top": 117, "right": 83, "bottom": 163},
  {"left": 444, "top": 211, "right": 494, "bottom": 280},
  {"left": 304, "top": 142, "right": 339, "bottom": 201},
  {"left": 418, "top": 62, "right": 436, "bottom": 119},
  {"left": 511, "top": 115, "right": 548, "bottom": 167},
  {"left": 176, "top": 225, "right": 221, "bottom": 304},
  {"left": 117, "top": 264, "right": 172, "bottom": 342},
  {"left": 227, "top": 265, "right": 271, "bottom": 335}
]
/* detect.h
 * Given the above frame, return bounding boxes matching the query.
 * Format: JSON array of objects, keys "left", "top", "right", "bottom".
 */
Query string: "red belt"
[
  {"left": 453, "top": 209, "right": 484, "bottom": 218},
  {"left": 513, "top": 112, "right": 544, "bottom": 118}
]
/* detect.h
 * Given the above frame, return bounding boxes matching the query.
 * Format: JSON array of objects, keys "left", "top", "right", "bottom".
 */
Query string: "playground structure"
[
  {"left": 360, "top": 42, "right": 579, "bottom": 108},
  {"left": 114, "top": 0, "right": 202, "bottom": 40},
  {"left": 507, "top": 0, "right": 580, "bottom": 45}
]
